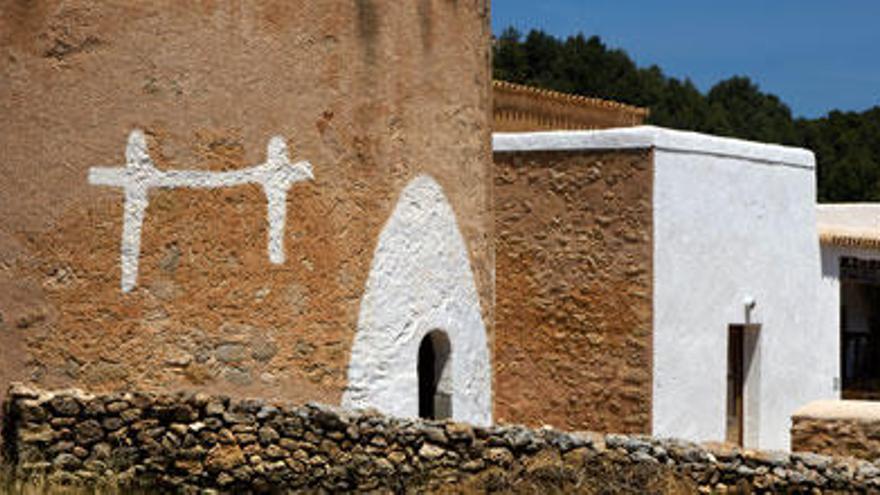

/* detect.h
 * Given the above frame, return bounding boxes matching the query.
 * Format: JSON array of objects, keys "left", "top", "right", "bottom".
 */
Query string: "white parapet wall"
[
  {"left": 494, "top": 126, "right": 832, "bottom": 451},
  {"left": 818, "top": 204, "right": 880, "bottom": 234}
]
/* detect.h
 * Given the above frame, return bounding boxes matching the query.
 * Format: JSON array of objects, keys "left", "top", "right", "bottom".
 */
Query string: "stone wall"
[
  {"left": 6, "top": 385, "right": 880, "bottom": 493},
  {"left": 493, "top": 149, "right": 653, "bottom": 433},
  {"left": 792, "top": 400, "right": 880, "bottom": 461},
  {"left": 0, "top": 1, "right": 493, "bottom": 417}
]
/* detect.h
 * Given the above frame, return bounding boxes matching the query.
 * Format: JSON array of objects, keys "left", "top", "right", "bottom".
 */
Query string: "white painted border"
[
  {"left": 343, "top": 175, "right": 492, "bottom": 426},
  {"left": 493, "top": 126, "right": 815, "bottom": 169}
]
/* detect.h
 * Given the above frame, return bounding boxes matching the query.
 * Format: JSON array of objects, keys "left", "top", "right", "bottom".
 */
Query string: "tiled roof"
[
  {"left": 493, "top": 80, "right": 649, "bottom": 118},
  {"left": 819, "top": 228, "right": 880, "bottom": 250}
]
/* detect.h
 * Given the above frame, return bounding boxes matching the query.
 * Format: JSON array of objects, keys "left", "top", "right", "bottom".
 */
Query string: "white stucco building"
[{"left": 494, "top": 126, "right": 836, "bottom": 450}]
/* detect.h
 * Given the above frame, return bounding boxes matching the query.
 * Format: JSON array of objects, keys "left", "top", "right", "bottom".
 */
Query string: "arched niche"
[{"left": 342, "top": 175, "right": 491, "bottom": 426}]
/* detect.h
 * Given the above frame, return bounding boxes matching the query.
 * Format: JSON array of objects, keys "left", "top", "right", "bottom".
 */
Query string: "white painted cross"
[{"left": 89, "top": 130, "right": 314, "bottom": 292}]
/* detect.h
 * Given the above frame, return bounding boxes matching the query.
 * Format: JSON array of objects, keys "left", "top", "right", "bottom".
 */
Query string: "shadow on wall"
[{"left": 1, "top": 395, "right": 15, "bottom": 464}]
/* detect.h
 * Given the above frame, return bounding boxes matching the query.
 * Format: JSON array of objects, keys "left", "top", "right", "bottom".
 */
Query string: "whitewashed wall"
[
  {"left": 494, "top": 126, "right": 834, "bottom": 451},
  {"left": 651, "top": 129, "right": 831, "bottom": 451}
]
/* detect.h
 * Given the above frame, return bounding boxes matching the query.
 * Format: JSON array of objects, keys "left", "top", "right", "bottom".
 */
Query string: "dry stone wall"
[
  {"left": 5, "top": 385, "right": 880, "bottom": 493},
  {"left": 792, "top": 400, "right": 880, "bottom": 461}
]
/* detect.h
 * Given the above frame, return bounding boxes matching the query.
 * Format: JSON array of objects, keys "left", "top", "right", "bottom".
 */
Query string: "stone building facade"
[
  {"left": 792, "top": 399, "right": 880, "bottom": 460},
  {"left": 3, "top": 0, "right": 853, "bottom": 464},
  {"left": 493, "top": 148, "right": 654, "bottom": 432},
  {"left": 0, "top": 1, "right": 494, "bottom": 426},
  {"left": 494, "top": 127, "right": 832, "bottom": 450}
]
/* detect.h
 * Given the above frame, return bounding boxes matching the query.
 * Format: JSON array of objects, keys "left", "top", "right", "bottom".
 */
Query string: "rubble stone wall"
[
  {"left": 5, "top": 386, "right": 880, "bottom": 493},
  {"left": 493, "top": 149, "right": 653, "bottom": 433},
  {"left": 792, "top": 400, "right": 880, "bottom": 461}
]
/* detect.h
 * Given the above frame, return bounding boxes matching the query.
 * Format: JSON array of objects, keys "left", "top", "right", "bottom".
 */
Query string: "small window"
[{"left": 418, "top": 330, "right": 452, "bottom": 420}]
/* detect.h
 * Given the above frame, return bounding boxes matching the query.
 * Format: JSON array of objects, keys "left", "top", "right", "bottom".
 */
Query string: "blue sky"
[{"left": 492, "top": 1, "right": 880, "bottom": 118}]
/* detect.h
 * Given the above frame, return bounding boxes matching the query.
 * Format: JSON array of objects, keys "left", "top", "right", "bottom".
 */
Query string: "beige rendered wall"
[
  {"left": 0, "top": 1, "right": 493, "bottom": 412},
  {"left": 493, "top": 149, "right": 653, "bottom": 433}
]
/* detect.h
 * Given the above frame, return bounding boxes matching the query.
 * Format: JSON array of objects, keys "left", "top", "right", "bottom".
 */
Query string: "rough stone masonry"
[
  {"left": 0, "top": 0, "right": 494, "bottom": 414},
  {"left": 4, "top": 385, "right": 880, "bottom": 493}
]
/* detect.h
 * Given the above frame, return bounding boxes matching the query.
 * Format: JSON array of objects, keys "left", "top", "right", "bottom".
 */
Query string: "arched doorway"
[{"left": 418, "top": 330, "right": 452, "bottom": 420}]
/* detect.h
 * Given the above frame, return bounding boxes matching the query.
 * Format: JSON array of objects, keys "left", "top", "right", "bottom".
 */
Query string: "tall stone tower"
[{"left": 0, "top": 1, "right": 493, "bottom": 424}]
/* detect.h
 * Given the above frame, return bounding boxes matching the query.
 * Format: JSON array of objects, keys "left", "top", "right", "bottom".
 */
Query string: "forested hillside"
[{"left": 494, "top": 28, "right": 880, "bottom": 202}]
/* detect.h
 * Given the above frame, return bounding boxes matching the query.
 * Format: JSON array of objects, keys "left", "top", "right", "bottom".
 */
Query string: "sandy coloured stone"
[
  {"left": 52, "top": 453, "right": 82, "bottom": 471},
  {"left": 259, "top": 426, "right": 280, "bottom": 446},
  {"left": 215, "top": 344, "right": 248, "bottom": 364},
  {"left": 418, "top": 443, "right": 446, "bottom": 460},
  {"left": 446, "top": 422, "right": 475, "bottom": 442},
  {"left": 206, "top": 444, "right": 246, "bottom": 472},
  {"left": 250, "top": 336, "right": 278, "bottom": 363},
  {"left": 105, "top": 401, "right": 129, "bottom": 414},
  {"left": 486, "top": 447, "right": 514, "bottom": 466}
]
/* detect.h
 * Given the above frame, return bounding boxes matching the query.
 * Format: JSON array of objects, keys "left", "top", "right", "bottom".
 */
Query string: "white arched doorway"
[{"left": 342, "top": 175, "right": 491, "bottom": 426}]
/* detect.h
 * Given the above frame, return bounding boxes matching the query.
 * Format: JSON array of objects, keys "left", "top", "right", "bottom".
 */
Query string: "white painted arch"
[{"left": 342, "top": 174, "right": 492, "bottom": 426}]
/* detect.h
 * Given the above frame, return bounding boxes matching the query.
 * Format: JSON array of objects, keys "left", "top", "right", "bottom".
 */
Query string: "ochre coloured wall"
[
  {"left": 493, "top": 149, "right": 653, "bottom": 433},
  {"left": 0, "top": 1, "right": 493, "bottom": 412}
]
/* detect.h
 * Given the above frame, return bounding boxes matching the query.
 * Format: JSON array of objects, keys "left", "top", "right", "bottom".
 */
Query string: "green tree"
[{"left": 492, "top": 28, "right": 880, "bottom": 202}]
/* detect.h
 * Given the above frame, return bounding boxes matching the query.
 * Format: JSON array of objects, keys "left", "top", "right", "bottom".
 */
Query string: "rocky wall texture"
[
  {"left": 792, "top": 401, "right": 880, "bottom": 461},
  {"left": 493, "top": 149, "right": 653, "bottom": 433},
  {"left": 0, "top": 1, "right": 493, "bottom": 413},
  {"left": 5, "top": 385, "right": 880, "bottom": 493}
]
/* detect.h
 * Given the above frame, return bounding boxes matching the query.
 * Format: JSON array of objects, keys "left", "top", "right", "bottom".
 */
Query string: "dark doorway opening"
[
  {"left": 726, "top": 326, "right": 745, "bottom": 445},
  {"left": 726, "top": 324, "right": 760, "bottom": 446},
  {"left": 841, "top": 279, "right": 880, "bottom": 400},
  {"left": 418, "top": 330, "right": 452, "bottom": 420}
]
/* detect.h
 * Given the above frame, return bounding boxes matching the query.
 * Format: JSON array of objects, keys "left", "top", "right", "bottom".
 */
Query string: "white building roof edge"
[{"left": 493, "top": 125, "right": 816, "bottom": 169}]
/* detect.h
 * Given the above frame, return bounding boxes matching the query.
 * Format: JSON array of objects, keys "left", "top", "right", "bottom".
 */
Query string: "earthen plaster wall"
[
  {"left": 0, "top": 1, "right": 493, "bottom": 412},
  {"left": 493, "top": 149, "right": 653, "bottom": 433}
]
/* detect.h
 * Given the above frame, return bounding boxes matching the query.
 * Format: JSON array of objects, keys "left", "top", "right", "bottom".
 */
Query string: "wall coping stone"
[
  {"left": 794, "top": 399, "right": 880, "bottom": 422},
  {"left": 493, "top": 126, "right": 816, "bottom": 169}
]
